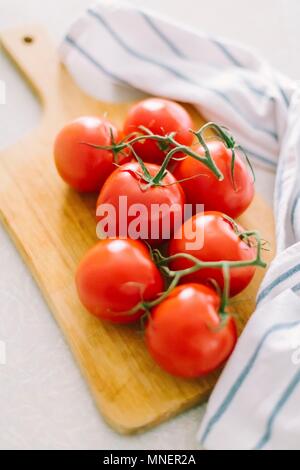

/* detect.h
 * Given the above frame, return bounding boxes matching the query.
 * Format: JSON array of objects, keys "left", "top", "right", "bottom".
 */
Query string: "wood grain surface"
[{"left": 0, "top": 26, "right": 275, "bottom": 434}]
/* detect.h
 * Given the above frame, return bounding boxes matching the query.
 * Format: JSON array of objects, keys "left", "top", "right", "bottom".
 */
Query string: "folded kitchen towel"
[{"left": 60, "top": 0, "right": 300, "bottom": 450}]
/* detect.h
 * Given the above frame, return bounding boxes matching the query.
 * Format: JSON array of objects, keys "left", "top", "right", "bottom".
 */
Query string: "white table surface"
[{"left": 0, "top": 0, "right": 299, "bottom": 450}]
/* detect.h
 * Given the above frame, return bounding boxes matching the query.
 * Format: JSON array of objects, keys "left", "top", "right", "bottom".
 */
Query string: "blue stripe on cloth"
[
  {"left": 139, "top": 11, "right": 185, "bottom": 58},
  {"left": 292, "top": 282, "right": 300, "bottom": 293},
  {"left": 243, "top": 147, "right": 277, "bottom": 168},
  {"left": 140, "top": 15, "right": 278, "bottom": 120},
  {"left": 257, "top": 263, "right": 300, "bottom": 305},
  {"left": 277, "top": 82, "right": 290, "bottom": 107},
  {"left": 87, "top": 8, "right": 278, "bottom": 142},
  {"left": 211, "top": 38, "right": 243, "bottom": 67},
  {"left": 210, "top": 90, "right": 278, "bottom": 141},
  {"left": 87, "top": 8, "right": 194, "bottom": 83},
  {"left": 213, "top": 38, "right": 289, "bottom": 108},
  {"left": 254, "top": 368, "right": 300, "bottom": 450},
  {"left": 200, "top": 320, "right": 300, "bottom": 445},
  {"left": 211, "top": 40, "right": 277, "bottom": 102},
  {"left": 64, "top": 35, "right": 130, "bottom": 85},
  {"left": 291, "top": 191, "right": 300, "bottom": 235},
  {"left": 141, "top": 14, "right": 276, "bottom": 105},
  {"left": 242, "top": 79, "right": 273, "bottom": 100}
]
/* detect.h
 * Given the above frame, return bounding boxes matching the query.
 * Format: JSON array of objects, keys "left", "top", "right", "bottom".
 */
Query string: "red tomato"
[
  {"left": 76, "top": 239, "right": 164, "bottom": 323},
  {"left": 96, "top": 162, "right": 185, "bottom": 246},
  {"left": 146, "top": 284, "right": 237, "bottom": 377},
  {"left": 173, "top": 141, "right": 254, "bottom": 218},
  {"left": 169, "top": 211, "right": 256, "bottom": 297},
  {"left": 54, "top": 116, "right": 127, "bottom": 192},
  {"left": 123, "top": 98, "right": 194, "bottom": 165}
]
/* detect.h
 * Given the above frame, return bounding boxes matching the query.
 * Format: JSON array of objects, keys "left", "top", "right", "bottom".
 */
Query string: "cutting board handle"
[{"left": 0, "top": 26, "right": 61, "bottom": 108}]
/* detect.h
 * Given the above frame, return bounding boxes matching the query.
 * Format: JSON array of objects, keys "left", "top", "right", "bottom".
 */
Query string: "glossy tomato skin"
[
  {"left": 54, "top": 116, "right": 126, "bottom": 192},
  {"left": 123, "top": 98, "right": 194, "bottom": 165},
  {"left": 146, "top": 284, "right": 237, "bottom": 378},
  {"left": 173, "top": 141, "right": 254, "bottom": 218},
  {"left": 96, "top": 162, "right": 185, "bottom": 246},
  {"left": 169, "top": 211, "right": 256, "bottom": 297},
  {"left": 76, "top": 239, "right": 164, "bottom": 323}
]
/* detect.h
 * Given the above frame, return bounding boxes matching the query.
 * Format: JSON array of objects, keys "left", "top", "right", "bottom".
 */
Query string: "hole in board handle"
[{"left": 23, "top": 36, "right": 34, "bottom": 44}]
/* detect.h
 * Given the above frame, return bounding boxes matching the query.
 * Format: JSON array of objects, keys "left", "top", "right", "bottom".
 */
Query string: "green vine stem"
[
  {"left": 192, "top": 122, "right": 255, "bottom": 189},
  {"left": 146, "top": 229, "right": 266, "bottom": 316},
  {"left": 111, "top": 228, "right": 267, "bottom": 320},
  {"left": 82, "top": 121, "right": 251, "bottom": 186}
]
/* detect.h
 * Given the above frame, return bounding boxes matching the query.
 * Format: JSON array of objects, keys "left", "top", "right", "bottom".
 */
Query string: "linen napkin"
[{"left": 60, "top": 0, "right": 300, "bottom": 450}]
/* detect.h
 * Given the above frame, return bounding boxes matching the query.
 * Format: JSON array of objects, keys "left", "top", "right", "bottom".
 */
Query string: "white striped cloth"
[{"left": 60, "top": 0, "right": 300, "bottom": 450}]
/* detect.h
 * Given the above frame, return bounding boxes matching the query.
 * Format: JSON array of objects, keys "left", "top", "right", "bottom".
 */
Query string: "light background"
[{"left": 0, "top": 0, "right": 299, "bottom": 450}]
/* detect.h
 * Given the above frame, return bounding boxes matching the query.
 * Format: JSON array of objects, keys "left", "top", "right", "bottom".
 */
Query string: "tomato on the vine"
[
  {"left": 123, "top": 98, "right": 194, "bottom": 165},
  {"left": 169, "top": 211, "right": 256, "bottom": 297},
  {"left": 96, "top": 161, "right": 185, "bottom": 246},
  {"left": 76, "top": 239, "right": 164, "bottom": 323},
  {"left": 54, "top": 116, "right": 127, "bottom": 192},
  {"left": 173, "top": 141, "right": 254, "bottom": 218},
  {"left": 146, "top": 284, "right": 237, "bottom": 378}
]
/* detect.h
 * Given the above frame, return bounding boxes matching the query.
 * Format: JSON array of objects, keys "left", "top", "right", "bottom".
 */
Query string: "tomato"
[
  {"left": 76, "top": 239, "right": 164, "bottom": 323},
  {"left": 123, "top": 98, "right": 194, "bottom": 165},
  {"left": 96, "top": 161, "right": 185, "bottom": 246},
  {"left": 145, "top": 284, "right": 237, "bottom": 377},
  {"left": 169, "top": 211, "right": 256, "bottom": 297},
  {"left": 54, "top": 116, "right": 127, "bottom": 192},
  {"left": 173, "top": 141, "right": 254, "bottom": 218}
]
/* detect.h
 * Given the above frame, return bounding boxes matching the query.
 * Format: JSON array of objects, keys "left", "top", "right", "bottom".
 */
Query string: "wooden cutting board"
[{"left": 0, "top": 26, "right": 275, "bottom": 434}]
